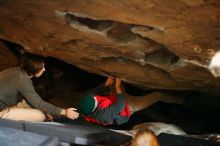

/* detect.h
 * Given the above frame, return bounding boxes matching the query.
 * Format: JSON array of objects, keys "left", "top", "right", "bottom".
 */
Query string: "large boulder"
[
  {"left": 0, "top": 41, "right": 18, "bottom": 71},
  {"left": 0, "top": 0, "right": 220, "bottom": 93}
]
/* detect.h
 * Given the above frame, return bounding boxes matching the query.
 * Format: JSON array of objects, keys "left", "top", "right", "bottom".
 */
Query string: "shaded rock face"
[
  {"left": 0, "top": 0, "right": 220, "bottom": 94},
  {"left": 0, "top": 41, "right": 18, "bottom": 70}
]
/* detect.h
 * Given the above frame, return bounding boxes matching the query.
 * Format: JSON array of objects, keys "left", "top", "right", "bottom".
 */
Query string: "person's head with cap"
[
  {"left": 209, "top": 51, "right": 220, "bottom": 77},
  {"left": 75, "top": 95, "right": 96, "bottom": 115}
]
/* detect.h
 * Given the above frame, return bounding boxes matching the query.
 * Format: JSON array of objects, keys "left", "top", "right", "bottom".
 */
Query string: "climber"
[
  {"left": 75, "top": 75, "right": 185, "bottom": 125},
  {"left": 75, "top": 76, "right": 131, "bottom": 125}
]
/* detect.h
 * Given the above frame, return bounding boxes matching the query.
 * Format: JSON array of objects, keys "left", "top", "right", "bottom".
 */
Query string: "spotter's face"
[{"left": 34, "top": 63, "right": 45, "bottom": 78}]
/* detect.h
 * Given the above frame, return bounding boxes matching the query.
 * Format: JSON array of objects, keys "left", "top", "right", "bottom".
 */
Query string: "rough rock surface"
[
  {"left": 0, "top": 41, "right": 18, "bottom": 70},
  {"left": 0, "top": 0, "right": 220, "bottom": 94}
]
